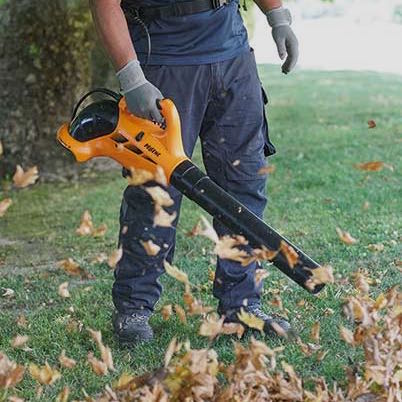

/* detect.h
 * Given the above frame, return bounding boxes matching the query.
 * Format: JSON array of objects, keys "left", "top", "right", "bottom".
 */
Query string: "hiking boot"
[
  {"left": 222, "top": 303, "right": 292, "bottom": 337},
  {"left": 112, "top": 310, "right": 154, "bottom": 344}
]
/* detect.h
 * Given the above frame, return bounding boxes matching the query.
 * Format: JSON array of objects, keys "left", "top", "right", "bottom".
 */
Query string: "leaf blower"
[{"left": 57, "top": 89, "right": 325, "bottom": 294}]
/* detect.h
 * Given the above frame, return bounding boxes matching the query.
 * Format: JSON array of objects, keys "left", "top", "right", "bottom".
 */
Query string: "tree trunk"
[{"left": 0, "top": 0, "right": 95, "bottom": 179}]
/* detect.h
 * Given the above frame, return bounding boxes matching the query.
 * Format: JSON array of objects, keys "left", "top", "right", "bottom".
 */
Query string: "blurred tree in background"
[
  {"left": 0, "top": 0, "right": 305, "bottom": 178},
  {"left": 0, "top": 0, "right": 95, "bottom": 178}
]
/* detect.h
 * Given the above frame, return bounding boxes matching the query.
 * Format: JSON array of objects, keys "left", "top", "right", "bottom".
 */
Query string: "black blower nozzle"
[{"left": 171, "top": 160, "right": 325, "bottom": 294}]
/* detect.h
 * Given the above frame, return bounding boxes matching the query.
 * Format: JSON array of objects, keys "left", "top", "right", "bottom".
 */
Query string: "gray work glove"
[
  {"left": 266, "top": 7, "right": 299, "bottom": 74},
  {"left": 117, "top": 59, "right": 164, "bottom": 123}
]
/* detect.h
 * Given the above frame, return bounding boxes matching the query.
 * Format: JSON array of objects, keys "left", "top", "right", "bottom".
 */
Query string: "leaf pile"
[
  {"left": 88, "top": 285, "right": 401, "bottom": 401},
  {"left": 340, "top": 285, "right": 401, "bottom": 401}
]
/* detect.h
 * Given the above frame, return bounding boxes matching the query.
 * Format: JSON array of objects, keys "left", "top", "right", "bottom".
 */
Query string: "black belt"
[{"left": 123, "top": 0, "right": 232, "bottom": 21}]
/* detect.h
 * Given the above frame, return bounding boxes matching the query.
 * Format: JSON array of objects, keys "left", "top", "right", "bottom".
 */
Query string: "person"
[{"left": 89, "top": 0, "right": 299, "bottom": 344}]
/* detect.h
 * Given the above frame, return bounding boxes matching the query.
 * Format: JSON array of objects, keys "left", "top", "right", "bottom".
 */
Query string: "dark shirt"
[{"left": 124, "top": 0, "right": 249, "bottom": 65}]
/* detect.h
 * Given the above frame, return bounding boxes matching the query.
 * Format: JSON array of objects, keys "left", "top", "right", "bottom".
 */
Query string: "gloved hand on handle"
[
  {"left": 117, "top": 59, "right": 164, "bottom": 123},
  {"left": 266, "top": 6, "right": 299, "bottom": 74}
]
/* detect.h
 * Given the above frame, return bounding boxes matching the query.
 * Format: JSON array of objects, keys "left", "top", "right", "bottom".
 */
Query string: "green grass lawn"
[{"left": 1, "top": 66, "right": 401, "bottom": 400}]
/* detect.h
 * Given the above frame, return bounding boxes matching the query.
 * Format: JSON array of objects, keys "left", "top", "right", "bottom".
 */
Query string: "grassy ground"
[{"left": 1, "top": 66, "right": 401, "bottom": 400}]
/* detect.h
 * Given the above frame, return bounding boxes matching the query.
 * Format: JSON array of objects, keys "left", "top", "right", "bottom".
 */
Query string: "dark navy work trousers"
[{"left": 112, "top": 48, "right": 275, "bottom": 315}]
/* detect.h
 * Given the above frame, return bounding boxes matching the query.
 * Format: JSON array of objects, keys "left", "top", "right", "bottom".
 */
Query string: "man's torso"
[{"left": 122, "top": 0, "right": 249, "bottom": 65}]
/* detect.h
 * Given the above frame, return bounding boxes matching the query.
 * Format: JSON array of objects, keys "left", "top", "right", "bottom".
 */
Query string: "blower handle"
[{"left": 71, "top": 88, "right": 122, "bottom": 122}]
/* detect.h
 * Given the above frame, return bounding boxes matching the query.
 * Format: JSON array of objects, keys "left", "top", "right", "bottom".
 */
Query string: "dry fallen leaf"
[
  {"left": 374, "top": 293, "right": 388, "bottom": 310},
  {"left": 76, "top": 210, "right": 107, "bottom": 237},
  {"left": 100, "top": 344, "right": 114, "bottom": 372},
  {"left": 297, "top": 338, "right": 313, "bottom": 357},
  {"left": 336, "top": 227, "right": 358, "bottom": 245},
  {"left": 185, "top": 294, "right": 214, "bottom": 316},
  {"left": 163, "top": 261, "right": 190, "bottom": 289},
  {"left": 161, "top": 304, "right": 173, "bottom": 321},
  {"left": 59, "top": 350, "right": 76, "bottom": 369},
  {"left": 221, "top": 323, "right": 245, "bottom": 339},
  {"left": 146, "top": 186, "right": 174, "bottom": 207},
  {"left": 183, "top": 291, "right": 194, "bottom": 308},
  {"left": 310, "top": 322, "right": 320, "bottom": 343},
  {"left": 154, "top": 165, "right": 168, "bottom": 186},
  {"left": 305, "top": 265, "right": 335, "bottom": 291},
  {"left": 237, "top": 309, "right": 264, "bottom": 332},
  {"left": 199, "top": 314, "right": 225, "bottom": 340},
  {"left": 187, "top": 220, "right": 202, "bottom": 237},
  {"left": 0, "top": 140, "right": 3, "bottom": 157},
  {"left": 0, "top": 198, "right": 12, "bottom": 217},
  {"left": 344, "top": 297, "right": 372, "bottom": 326},
  {"left": 153, "top": 205, "right": 177, "bottom": 227},
  {"left": 103, "top": 388, "right": 120, "bottom": 402},
  {"left": 56, "top": 386, "right": 70, "bottom": 402},
  {"left": 214, "top": 235, "right": 249, "bottom": 264},
  {"left": 174, "top": 304, "right": 187, "bottom": 324},
  {"left": 87, "top": 352, "right": 108, "bottom": 376},
  {"left": 76, "top": 210, "right": 93, "bottom": 236},
  {"left": 316, "top": 349, "right": 329, "bottom": 362},
  {"left": 141, "top": 240, "right": 161, "bottom": 256},
  {"left": 279, "top": 240, "right": 299, "bottom": 268},
  {"left": 57, "top": 258, "right": 94, "bottom": 279},
  {"left": 164, "top": 337, "right": 179, "bottom": 368},
  {"left": 339, "top": 326, "right": 355, "bottom": 345},
  {"left": 0, "top": 352, "right": 25, "bottom": 389},
  {"left": 92, "top": 223, "right": 107, "bottom": 238},
  {"left": 281, "top": 361, "right": 298, "bottom": 381},
  {"left": 88, "top": 328, "right": 115, "bottom": 372},
  {"left": 271, "top": 296, "right": 283, "bottom": 311},
  {"left": 58, "top": 282, "right": 70, "bottom": 298},
  {"left": 113, "top": 373, "right": 136, "bottom": 391},
  {"left": 11, "top": 335, "right": 29, "bottom": 349},
  {"left": 243, "top": 246, "right": 278, "bottom": 266},
  {"left": 190, "top": 215, "right": 219, "bottom": 243},
  {"left": 354, "top": 161, "right": 384, "bottom": 172},
  {"left": 254, "top": 269, "right": 269, "bottom": 287},
  {"left": 127, "top": 167, "right": 154, "bottom": 186},
  {"left": 353, "top": 272, "right": 370, "bottom": 294},
  {"left": 367, "top": 120, "right": 376, "bottom": 129},
  {"left": 13, "top": 165, "right": 39, "bottom": 188},
  {"left": 108, "top": 247, "right": 123, "bottom": 269},
  {"left": 29, "top": 362, "right": 61, "bottom": 385},
  {"left": 258, "top": 165, "right": 276, "bottom": 175}
]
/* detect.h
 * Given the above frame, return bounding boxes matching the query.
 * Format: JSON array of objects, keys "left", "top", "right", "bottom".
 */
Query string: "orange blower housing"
[{"left": 57, "top": 89, "right": 189, "bottom": 183}]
